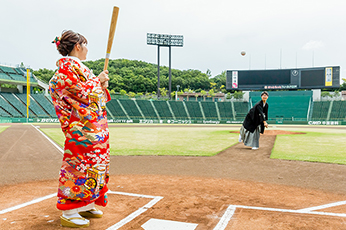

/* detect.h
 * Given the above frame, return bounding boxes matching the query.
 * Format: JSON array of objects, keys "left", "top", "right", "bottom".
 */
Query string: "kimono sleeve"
[{"left": 56, "top": 61, "right": 101, "bottom": 106}]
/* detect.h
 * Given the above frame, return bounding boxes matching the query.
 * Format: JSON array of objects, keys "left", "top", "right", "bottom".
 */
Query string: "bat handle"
[{"left": 104, "top": 53, "right": 110, "bottom": 71}]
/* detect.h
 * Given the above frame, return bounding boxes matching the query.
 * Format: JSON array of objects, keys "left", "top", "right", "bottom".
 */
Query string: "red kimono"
[{"left": 49, "top": 57, "right": 111, "bottom": 210}]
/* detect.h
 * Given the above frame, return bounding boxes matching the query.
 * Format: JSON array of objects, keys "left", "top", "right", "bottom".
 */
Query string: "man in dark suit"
[{"left": 239, "top": 91, "right": 269, "bottom": 150}]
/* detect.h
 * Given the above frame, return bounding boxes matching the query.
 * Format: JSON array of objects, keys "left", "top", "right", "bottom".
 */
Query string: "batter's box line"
[
  {"left": 106, "top": 190, "right": 163, "bottom": 230},
  {"left": 213, "top": 201, "right": 346, "bottom": 230},
  {"left": 0, "top": 191, "right": 163, "bottom": 230}
]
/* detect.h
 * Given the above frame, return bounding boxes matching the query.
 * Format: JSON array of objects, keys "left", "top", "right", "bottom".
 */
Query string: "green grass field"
[
  {"left": 271, "top": 131, "right": 346, "bottom": 164},
  {"left": 40, "top": 125, "right": 346, "bottom": 164},
  {"left": 41, "top": 126, "right": 238, "bottom": 156}
]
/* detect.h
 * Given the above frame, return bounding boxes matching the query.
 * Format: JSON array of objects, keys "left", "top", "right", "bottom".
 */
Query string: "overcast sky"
[{"left": 0, "top": 0, "right": 345, "bottom": 80}]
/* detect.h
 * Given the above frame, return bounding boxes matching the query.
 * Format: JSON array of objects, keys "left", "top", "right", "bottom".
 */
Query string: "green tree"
[
  {"left": 209, "top": 89, "right": 215, "bottom": 101},
  {"left": 232, "top": 91, "right": 244, "bottom": 99},
  {"left": 171, "top": 91, "right": 176, "bottom": 99},
  {"left": 159, "top": 87, "right": 168, "bottom": 97},
  {"left": 339, "top": 78, "right": 346, "bottom": 91},
  {"left": 210, "top": 71, "right": 227, "bottom": 90},
  {"left": 200, "top": 90, "right": 207, "bottom": 101},
  {"left": 194, "top": 93, "right": 199, "bottom": 101},
  {"left": 32, "top": 68, "right": 55, "bottom": 83},
  {"left": 321, "top": 91, "right": 331, "bottom": 98},
  {"left": 120, "top": 89, "right": 127, "bottom": 95},
  {"left": 127, "top": 92, "right": 136, "bottom": 98}
]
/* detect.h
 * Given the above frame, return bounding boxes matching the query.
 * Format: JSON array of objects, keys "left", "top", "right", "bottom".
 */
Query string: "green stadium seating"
[
  {"left": 0, "top": 66, "right": 16, "bottom": 74},
  {"left": 200, "top": 101, "right": 218, "bottom": 120},
  {"left": 329, "top": 101, "right": 346, "bottom": 120},
  {"left": 135, "top": 100, "right": 158, "bottom": 119},
  {"left": 311, "top": 101, "right": 330, "bottom": 120},
  {"left": 152, "top": 101, "right": 174, "bottom": 119},
  {"left": 168, "top": 101, "right": 188, "bottom": 119},
  {"left": 106, "top": 100, "right": 128, "bottom": 119},
  {"left": 250, "top": 91, "right": 312, "bottom": 121},
  {"left": 0, "top": 94, "right": 23, "bottom": 117},
  {"left": 31, "top": 94, "right": 57, "bottom": 117},
  {"left": 0, "top": 106, "right": 11, "bottom": 117},
  {"left": 184, "top": 101, "right": 204, "bottom": 120},
  {"left": 233, "top": 102, "right": 249, "bottom": 120},
  {"left": 0, "top": 93, "right": 35, "bottom": 117},
  {"left": 118, "top": 99, "right": 142, "bottom": 119},
  {"left": 16, "top": 94, "right": 49, "bottom": 117},
  {"left": 0, "top": 72, "right": 12, "bottom": 80},
  {"left": 217, "top": 102, "right": 233, "bottom": 120},
  {"left": 9, "top": 74, "right": 25, "bottom": 81}
]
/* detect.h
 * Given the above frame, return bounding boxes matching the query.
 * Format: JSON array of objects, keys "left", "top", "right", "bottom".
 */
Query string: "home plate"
[{"left": 142, "top": 218, "right": 198, "bottom": 230}]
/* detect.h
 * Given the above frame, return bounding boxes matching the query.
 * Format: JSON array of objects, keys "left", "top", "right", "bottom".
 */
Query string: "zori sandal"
[
  {"left": 79, "top": 208, "right": 103, "bottom": 218},
  {"left": 60, "top": 215, "right": 90, "bottom": 228}
]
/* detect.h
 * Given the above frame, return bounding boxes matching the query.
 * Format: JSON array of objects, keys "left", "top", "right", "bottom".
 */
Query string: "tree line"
[
  {"left": 32, "top": 58, "right": 346, "bottom": 98},
  {"left": 32, "top": 58, "right": 227, "bottom": 95}
]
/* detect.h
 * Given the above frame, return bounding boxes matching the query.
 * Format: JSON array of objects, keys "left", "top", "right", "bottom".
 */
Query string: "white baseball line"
[
  {"left": 214, "top": 201, "right": 346, "bottom": 229},
  {"left": 106, "top": 191, "right": 163, "bottom": 230},
  {"left": 213, "top": 205, "right": 236, "bottom": 230},
  {"left": 0, "top": 193, "right": 57, "bottom": 215},
  {"left": 31, "top": 124, "right": 63, "bottom": 155},
  {"left": 298, "top": 200, "right": 346, "bottom": 212}
]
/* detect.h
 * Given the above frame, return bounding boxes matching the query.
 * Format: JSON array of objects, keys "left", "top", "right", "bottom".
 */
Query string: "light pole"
[
  {"left": 147, "top": 33, "right": 183, "bottom": 100},
  {"left": 176, "top": 85, "right": 180, "bottom": 101}
]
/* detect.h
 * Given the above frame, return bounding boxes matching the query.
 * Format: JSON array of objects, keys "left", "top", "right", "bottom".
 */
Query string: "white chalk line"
[
  {"left": 0, "top": 190, "right": 163, "bottom": 230},
  {"left": 31, "top": 124, "right": 63, "bottom": 155},
  {"left": 213, "top": 205, "right": 236, "bottom": 230},
  {"left": 299, "top": 200, "right": 346, "bottom": 212},
  {"left": 106, "top": 191, "right": 163, "bottom": 230},
  {"left": 0, "top": 193, "right": 57, "bottom": 215},
  {"left": 214, "top": 201, "right": 346, "bottom": 229}
]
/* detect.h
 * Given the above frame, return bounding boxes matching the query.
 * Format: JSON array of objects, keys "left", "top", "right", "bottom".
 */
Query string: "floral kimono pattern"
[{"left": 49, "top": 57, "right": 111, "bottom": 211}]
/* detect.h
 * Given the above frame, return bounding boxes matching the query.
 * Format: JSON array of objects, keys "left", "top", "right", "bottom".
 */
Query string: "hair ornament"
[{"left": 52, "top": 36, "right": 61, "bottom": 47}]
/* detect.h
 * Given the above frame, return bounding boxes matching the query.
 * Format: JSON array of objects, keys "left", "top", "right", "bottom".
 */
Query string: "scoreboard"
[{"left": 226, "top": 66, "right": 340, "bottom": 90}]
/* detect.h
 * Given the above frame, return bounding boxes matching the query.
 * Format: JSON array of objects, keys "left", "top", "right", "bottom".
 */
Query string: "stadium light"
[{"left": 147, "top": 33, "right": 184, "bottom": 99}]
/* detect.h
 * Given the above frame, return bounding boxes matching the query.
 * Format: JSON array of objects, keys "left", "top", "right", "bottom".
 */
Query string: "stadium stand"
[
  {"left": 0, "top": 106, "right": 11, "bottom": 117},
  {"left": 9, "top": 73, "right": 25, "bottom": 81},
  {"left": 168, "top": 101, "right": 189, "bottom": 120},
  {"left": 233, "top": 102, "right": 249, "bottom": 120},
  {"left": 106, "top": 99, "right": 128, "bottom": 119},
  {"left": 329, "top": 101, "right": 346, "bottom": 121},
  {"left": 0, "top": 66, "right": 17, "bottom": 74},
  {"left": 250, "top": 91, "right": 312, "bottom": 121},
  {"left": 118, "top": 99, "right": 143, "bottom": 119},
  {"left": 217, "top": 102, "right": 233, "bottom": 120},
  {"left": 31, "top": 94, "right": 57, "bottom": 117},
  {"left": 0, "top": 92, "right": 35, "bottom": 117},
  {"left": 16, "top": 94, "right": 49, "bottom": 117},
  {"left": 185, "top": 101, "right": 204, "bottom": 120},
  {"left": 0, "top": 72, "right": 12, "bottom": 80},
  {"left": 135, "top": 100, "right": 158, "bottom": 119},
  {"left": 200, "top": 101, "right": 219, "bottom": 120},
  {"left": 0, "top": 93, "right": 25, "bottom": 117},
  {"left": 152, "top": 101, "right": 174, "bottom": 119},
  {"left": 311, "top": 101, "right": 330, "bottom": 120}
]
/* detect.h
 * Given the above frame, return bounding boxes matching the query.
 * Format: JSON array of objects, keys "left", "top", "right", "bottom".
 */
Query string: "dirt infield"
[{"left": 1, "top": 124, "right": 346, "bottom": 229}]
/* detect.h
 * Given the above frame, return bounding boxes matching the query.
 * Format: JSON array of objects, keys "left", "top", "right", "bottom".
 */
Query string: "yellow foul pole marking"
[{"left": 26, "top": 69, "right": 30, "bottom": 119}]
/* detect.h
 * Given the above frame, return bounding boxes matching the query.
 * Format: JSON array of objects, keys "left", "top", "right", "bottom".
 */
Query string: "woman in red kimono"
[{"left": 50, "top": 30, "right": 110, "bottom": 228}]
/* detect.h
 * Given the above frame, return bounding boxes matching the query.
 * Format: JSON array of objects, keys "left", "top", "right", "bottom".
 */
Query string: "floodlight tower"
[{"left": 147, "top": 33, "right": 183, "bottom": 99}]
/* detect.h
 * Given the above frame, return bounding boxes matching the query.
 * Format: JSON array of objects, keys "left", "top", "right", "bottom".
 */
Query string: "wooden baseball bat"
[{"left": 104, "top": 6, "right": 120, "bottom": 71}]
